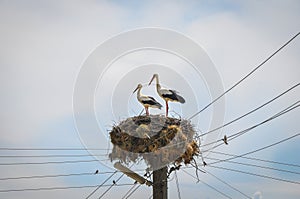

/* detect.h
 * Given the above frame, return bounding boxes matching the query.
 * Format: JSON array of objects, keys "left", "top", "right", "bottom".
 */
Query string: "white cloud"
[{"left": 0, "top": 0, "right": 127, "bottom": 143}]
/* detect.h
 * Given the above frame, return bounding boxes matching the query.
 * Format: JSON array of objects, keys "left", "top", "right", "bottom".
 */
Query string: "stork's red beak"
[{"left": 148, "top": 75, "right": 155, "bottom": 85}]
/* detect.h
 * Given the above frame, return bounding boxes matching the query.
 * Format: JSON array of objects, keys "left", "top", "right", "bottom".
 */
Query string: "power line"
[
  {"left": 0, "top": 148, "right": 108, "bottom": 151},
  {"left": 189, "top": 31, "right": 300, "bottom": 120},
  {"left": 204, "top": 169, "right": 251, "bottom": 199},
  {"left": 209, "top": 165, "right": 300, "bottom": 185},
  {"left": 182, "top": 169, "right": 232, "bottom": 199},
  {"left": 0, "top": 169, "right": 146, "bottom": 182},
  {"left": 227, "top": 101, "right": 300, "bottom": 141},
  {"left": 205, "top": 157, "right": 300, "bottom": 175},
  {"left": 98, "top": 173, "right": 125, "bottom": 199},
  {"left": 208, "top": 132, "right": 300, "bottom": 165},
  {"left": 200, "top": 101, "right": 300, "bottom": 151},
  {"left": 0, "top": 159, "right": 110, "bottom": 166},
  {"left": 98, "top": 162, "right": 143, "bottom": 199},
  {"left": 201, "top": 101, "right": 300, "bottom": 151},
  {"left": 210, "top": 150, "right": 300, "bottom": 168},
  {"left": 0, "top": 171, "right": 115, "bottom": 181},
  {"left": 0, "top": 154, "right": 107, "bottom": 158},
  {"left": 0, "top": 183, "right": 135, "bottom": 193},
  {"left": 124, "top": 184, "right": 142, "bottom": 199},
  {"left": 174, "top": 171, "right": 181, "bottom": 199},
  {"left": 85, "top": 171, "right": 117, "bottom": 199},
  {"left": 197, "top": 83, "right": 300, "bottom": 138},
  {"left": 121, "top": 184, "right": 138, "bottom": 199}
]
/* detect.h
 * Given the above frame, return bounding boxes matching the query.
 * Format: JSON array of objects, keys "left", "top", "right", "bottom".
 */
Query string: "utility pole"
[{"left": 153, "top": 166, "right": 168, "bottom": 199}]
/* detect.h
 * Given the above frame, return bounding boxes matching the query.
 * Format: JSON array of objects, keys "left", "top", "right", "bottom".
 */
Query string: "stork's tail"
[
  {"left": 156, "top": 102, "right": 163, "bottom": 109},
  {"left": 176, "top": 94, "right": 185, "bottom": 103}
]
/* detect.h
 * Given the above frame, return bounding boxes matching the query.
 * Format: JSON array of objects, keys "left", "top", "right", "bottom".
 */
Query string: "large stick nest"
[{"left": 109, "top": 115, "right": 199, "bottom": 168}]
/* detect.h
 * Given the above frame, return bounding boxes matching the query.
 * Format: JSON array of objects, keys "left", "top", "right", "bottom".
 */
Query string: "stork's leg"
[
  {"left": 165, "top": 101, "right": 169, "bottom": 117},
  {"left": 145, "top": 107, "right": 149, "bottom": 116}
]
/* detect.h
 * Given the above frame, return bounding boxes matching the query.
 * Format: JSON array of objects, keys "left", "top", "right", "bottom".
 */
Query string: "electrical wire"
[
  {"left": 97, "top": 162, "right": 145, "bottom": 199},
  {"left": 85, "top": 171, "right": 117, "bottom": 199},
  {"left": 98, "top": 173, "right": 125, "bottom": 199},
  {"left": 0, "top": 154, "right": 107, "bottom": 158},
  {"left": 0, "top": 159, "right": 110, "bottom": 166},
  {"left": 0, "top": 182, "right": 134, "bottom": 193},
  {"left": 0, "top": 148, "right": 108, "bottom": 151},
  {"left": 189, "top": 31, "right": 300, "bottom": 120},
  {"left": 181, "top": 169, "right": 232, "bottom": 199},
  {"left": 209, "top": 165, "right": 300, "bottom": 185},
  {"left": 201, "top": 101, "right": 300, "bottom": 151},
  {"left": 121, "top": 184, "right": 138, "bottom": 199},
  {"left": 0, "top": 171, "right": 115, "bottom": 181},
  {"left": 228, "top": 101, "right": 300, "bottom": 141},
  {"left": 196, "top": 83, "right": 300, "bottom": 138},
  {"left": 0, "top": 169, "right": 147, "bottom": 182},
  {"left": 124, "top": 184, "right": 142, "bottom": 199},
  {"left": 208, "top": 132, "right": 300, "bottom": 165},
  {"left": 204, "top": 169, "right": 251, "bottom": 199},
  {"left": 210, "top": 150, "right": 300, "bottom": 168},
  {"left": 174, "top": 171, "right": 181, "bottom": 199},
  {"left": 205, "top": 157, "right": 300, "bottom": 175}
]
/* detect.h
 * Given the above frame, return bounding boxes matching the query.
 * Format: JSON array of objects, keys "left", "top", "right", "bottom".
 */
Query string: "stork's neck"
[
  {"left": 155, "top": 75, "right": 161, "bottom": 91},
  {"left": 137, "top": 87, "right": 142, "bottom": 98},
  {"left": 156, "top": 83, "right": 161, "bottom": 91}
]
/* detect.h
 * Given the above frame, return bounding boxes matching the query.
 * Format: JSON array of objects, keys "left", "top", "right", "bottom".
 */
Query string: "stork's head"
[
  {"left": 133, "top": 84, "right": 142, "bottom": 93},
  {"left": 148, "top": 74, "right": 158, "bottom": 85}
]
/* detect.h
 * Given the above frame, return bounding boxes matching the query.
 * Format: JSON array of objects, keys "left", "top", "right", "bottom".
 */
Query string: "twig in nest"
[
  {"left": 199, "top": 149, "right": 207, "bottom": 166},
  {"left": 167, "top": 164, "right": 182, "bottom": 178},
  {"left": 191, "top": 158, "right": 205, "bottom": 183}
]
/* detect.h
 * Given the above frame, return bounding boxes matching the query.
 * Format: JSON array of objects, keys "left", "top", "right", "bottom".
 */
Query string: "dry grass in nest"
[{"left": 109, "top": 115, "right": 199, "bottom": 167}]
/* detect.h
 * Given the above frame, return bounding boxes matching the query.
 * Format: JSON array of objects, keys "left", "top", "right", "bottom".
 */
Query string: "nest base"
[{"left": 109, "top": 115, "right": 199, "bottom": 168}]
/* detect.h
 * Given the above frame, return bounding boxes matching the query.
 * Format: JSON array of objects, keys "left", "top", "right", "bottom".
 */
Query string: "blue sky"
[{"left": 0, "top": 0, "right": 300, "bottom": 198}]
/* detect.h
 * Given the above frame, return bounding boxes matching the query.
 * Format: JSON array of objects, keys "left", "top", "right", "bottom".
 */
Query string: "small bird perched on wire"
[
  {"left": 133, "top": 84, "right": 163, "bottom": 116},
  {"left": 149, "top": 74, "right": 185, "bottom": 117},
  {"left": 94, "top": 170, "right": 99, "bottom": 174},
  {"left": 222, "top": 135, "right": 228, "bottom": 145}
]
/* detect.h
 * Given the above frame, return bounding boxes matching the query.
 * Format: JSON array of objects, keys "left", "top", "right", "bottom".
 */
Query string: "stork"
[
  {"left": 133, "top": 84, "right": 163, "bottom": 116},
  {"left": 149, "top": 74, "right": 185, "bottom": 117}
]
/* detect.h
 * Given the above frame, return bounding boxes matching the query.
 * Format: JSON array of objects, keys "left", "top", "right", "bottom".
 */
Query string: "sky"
[{"left": 0, "top": 0, "right": 300, "bottom": 198}]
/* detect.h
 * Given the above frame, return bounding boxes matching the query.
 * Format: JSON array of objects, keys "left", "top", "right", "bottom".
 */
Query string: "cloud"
[{"left": 0, "top": 0, "right": 128, "bottom": 144}]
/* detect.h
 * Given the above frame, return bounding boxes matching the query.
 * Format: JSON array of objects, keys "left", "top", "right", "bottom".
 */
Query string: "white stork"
[
  {"left": 148, "top": 74, "right": 185, "bottom": 117},
  {"left": 133, "top": 84, "right": 163, "bottom": 116}
]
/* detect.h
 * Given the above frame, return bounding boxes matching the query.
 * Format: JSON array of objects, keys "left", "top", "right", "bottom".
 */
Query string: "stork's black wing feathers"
[
  {"left": 148, "top": 96, "right": 157, "bottom": 102},
  {"left": 142, "top": 97, "right": 163, "bottom": 109},
  {"left": 162, "top": 90, "right": 185, "bottom": 103},
  {"left": 142, "top": 99, "right": 157, "bottom": 106}
]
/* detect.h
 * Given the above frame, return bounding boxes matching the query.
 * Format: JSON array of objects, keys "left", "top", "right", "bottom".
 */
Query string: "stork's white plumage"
[
  {"left": 149, "top": 74, "right": 185, "bottom": 117},
  {"left": 133, "top": 84, "right": 163, "bottom": 116}
]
